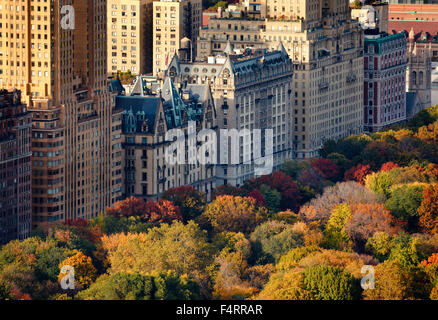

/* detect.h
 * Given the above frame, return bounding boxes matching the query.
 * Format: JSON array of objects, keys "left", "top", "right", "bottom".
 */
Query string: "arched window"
[
  {"left": 419, "top": 71, "right": 424, "bottom": 85},
  {"left": 412, "top": 71, "right": 417, "bottom": 85}
]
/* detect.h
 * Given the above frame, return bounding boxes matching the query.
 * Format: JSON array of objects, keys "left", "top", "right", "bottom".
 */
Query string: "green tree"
[
  {"left": 259, "top": 184, "right": 281, "bottom": 214},
  {"left": 303, "top": 265, "right": 361, "bottom": 300},
  {"left": 322, "top": 204, "right": 352, "bottom": 250},
  {"left": 385, "top": 183, "right": 427, "bottom": 231},
  {"left": 249, "top": 221, "right": 304, "bottom": 264}
]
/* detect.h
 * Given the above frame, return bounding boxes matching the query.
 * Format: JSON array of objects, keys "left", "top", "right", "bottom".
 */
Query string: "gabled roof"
[
  {"left": 109, "top": 78, "right": 125, "bottom": 94},
  {"left": 130, "top": 76, "right": 152, "bottom": 96},
  {"left": 117, "top": 96, "right": 160, "bottom": 134}
]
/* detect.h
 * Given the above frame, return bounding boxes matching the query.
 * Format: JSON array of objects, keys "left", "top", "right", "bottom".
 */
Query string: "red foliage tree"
[
  {"left": 106, "top": 196, "right": 182, "bottom": 224},
  {"left": 213, "top": 184, "right": 246, "bottom": 199},
  {"left": 256, "top": 171, "right": 302, "bottom": 212},
  {"left": 105, "top": 196, "right": 148, "bottom": 218},
  {"left": 63, "top": 218, "right": 103, "bottom": 243},
  {"left": 64, "top": 218, "right": 89, "bottom": 228},
  {"left": 247, "top": 189, "right": 266, "bottom": 207},
  {"left": 344, "top": 164, "right": 372, "bottom": 184},
  {"left": 311, "top": 158, "right": 340, "bottom": 180},
  {"left": 143, "top": 199, "right": 182, "bottom": 224},
  {"left": 380, "top": 162, "right": 400, "bottom": 172}
]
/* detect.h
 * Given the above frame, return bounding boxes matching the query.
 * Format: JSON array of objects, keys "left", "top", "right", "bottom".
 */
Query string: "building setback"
[{"left": 0, "top": 89, "right": 32, "bottom": 244}]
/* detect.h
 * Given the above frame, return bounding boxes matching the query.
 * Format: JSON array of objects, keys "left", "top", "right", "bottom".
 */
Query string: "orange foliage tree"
[
  {"left": 202, "top": 195, "right": 267, "bottom": 235},
  {"left": 105, "top": 196, "right": 182, "bottom": 224},
  {"left": 418, "top": 184, "right": 438, "bottom": 234},
  {"left": 345, "top": 203, "right": 401, "bottom": 248},
  {"left": 58, "top": 251, "right": 97, "bottom": 289},
  {"left": 344, "top": 164, "right": 372, "bottom": 184}
]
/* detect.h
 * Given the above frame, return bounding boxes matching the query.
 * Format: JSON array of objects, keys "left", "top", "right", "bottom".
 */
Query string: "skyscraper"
[
  {"left": 0, "top": 89, "right": 32, "bottom": 244},
  {"left": 0, "top": 0, "right": 122, "bottom": 228}
]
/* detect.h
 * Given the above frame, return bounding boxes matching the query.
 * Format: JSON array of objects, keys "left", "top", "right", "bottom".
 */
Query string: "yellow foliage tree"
[{"left": 58, "top": 251, "right": 97, "bottom": 289}]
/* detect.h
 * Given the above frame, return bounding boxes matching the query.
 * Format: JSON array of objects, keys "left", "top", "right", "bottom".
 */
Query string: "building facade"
[
  {"left": 0, "top": 0, "right": 122, "bottom": 229},
  {"left": 114, "top": 76, "right": 217, "bottom": 200},
  {"left": 0, "top": 89, "right": 32, "bottom": 244},
  {"left": 363, "top": 31, "right": 407, "bottom": 132},
  {"left": 166, "top": 46, "right": 294, "bottom": 187},
  {"left": 407, "top": 32, "right": 432, "bottom": 110},
  {"left": 107, "top": 0, "right": 153, "bottom": 75},
  {"left": 152, "top": 0, "right": 202, "bottom": 77},
  {"left": 197, "top": 0, "right": 365, "bottom": 158}
]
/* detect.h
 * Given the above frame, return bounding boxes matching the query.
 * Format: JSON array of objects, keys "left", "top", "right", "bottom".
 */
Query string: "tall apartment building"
[
  {"left": 166, "top": 46, "right": 294, "bottom": 186},
  {"left": 0, "top": 0, "right": 122, "bottom": 228},
  {"left": 107, "top": 0, "right": 153, "bottom": 75},
  {"left": 152, "top": 0, "right": 202, "bottom": 77},
  {"left": 198, "top": 0, "right": 364, "bottom": 158},
  {"left": 363, "top": 30, "right": 407, "bottom": 132},
  {"left": 112, "top": 76, "right": 217, "bottom": 200},
  {"left": 0, "top": 89, "right": 32, "bottom": 244}
]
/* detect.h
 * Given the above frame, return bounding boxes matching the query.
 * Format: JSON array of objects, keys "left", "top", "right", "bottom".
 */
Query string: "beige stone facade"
[
  {"left": 152, "top": 0, "right": 202, "bottom": 77},
  {"left": 166, "top": 47, "right": 294, "bottom": 187},
  {"left": 107, "top": 0, "right": 153, "bottom": 75},
  {"left": 197, "top": 0, "right": 364, "bottom": 158}
]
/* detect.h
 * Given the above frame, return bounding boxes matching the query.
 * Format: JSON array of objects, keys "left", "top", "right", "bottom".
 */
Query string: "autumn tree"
[
  {"left": 299, "top": 181, "right": 380, "bottom": 224},
  {"left": 380, "top": 162, "right": 400, "bottom": 172},
  {"left": 249, "top": 221, "right": 305, "bottom": 264},
  {"left": 58, "top": 251, "right": 97, "bottom": 290},
  {"left": 365, "top": 171, "right": 394, "bottom": 198},
  {"left": 107, "top": 221, "right": 212, "bottom": 276},
  {"left": 246, "top": 189, "right": 266, "bottom": 208},
  {"left": 418, "top": 184, "right": 438, "bottom": 234},
  {"left": 385, "top": 183, "right": 427, "bottom": 231},
  {"left": 345, "top": 203, "right": 400, "bottom": 250},
  {"left": 363, "top": 260, "right": 416, "bottom": 300},
  {"left": 310, "top": 158, "right": 340, "bottom": 181},
  {"left": 322, "top": 204, "right": 352, "bottom": 250},
  {"left": 247, "top": 172, "right": 302, "bottom": 212},
  {"left": 106, "top": 196, "right": 182, "bottom": 225},
  {"left": 202, "top": 195, "right": 267, "bottom": 235},
  {"left": 344, "top": 164, "right": 372, "bottom": 184},
  {"left": 161, "top": 186, "right": 206, "bottom": 222},
  {"left": 212, "top": 185, "right": 246, "bottom": 199}
]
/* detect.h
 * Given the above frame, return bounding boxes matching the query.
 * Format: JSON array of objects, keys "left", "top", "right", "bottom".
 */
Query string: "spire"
[
  {"left": 224, "top": 40, "right": 234, "bottom": 55},
  {"left": 277, "top": 41, "right": 288, "bottom": 56},
  {"left": 413, "top": 42, "right": 417, "bottom": 56}
]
